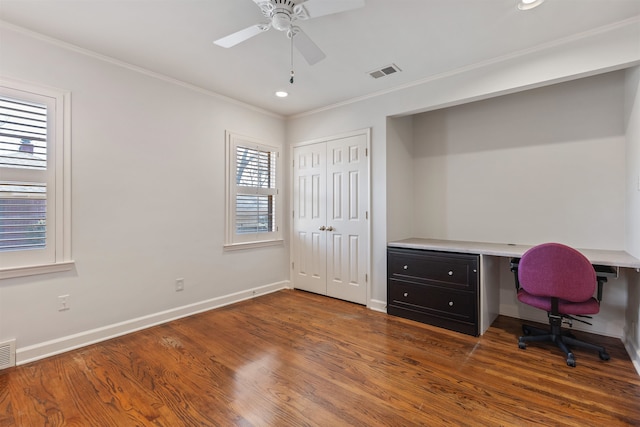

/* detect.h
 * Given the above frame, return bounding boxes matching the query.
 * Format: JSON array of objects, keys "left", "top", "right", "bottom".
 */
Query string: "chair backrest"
[{"left": 518, "top": 243, "right": 596, "bottom": 302}]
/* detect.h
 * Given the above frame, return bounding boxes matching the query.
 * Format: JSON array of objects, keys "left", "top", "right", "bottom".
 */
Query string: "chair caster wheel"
[
  {"left": 518, "top": 340, "right": 526, "bottom": 350},
  {"left": 599, "top": 351, "right": 610, "bottom": 361},
  {"left": 566, "top": 358, "right": 576, "bottom": 367}
]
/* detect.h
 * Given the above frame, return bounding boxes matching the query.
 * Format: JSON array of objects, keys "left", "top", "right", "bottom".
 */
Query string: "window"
[
  {"left": 0, "top": 79, "right": 72, "bottom": 278},
  {"left": 225, "top": 131, "right": 281, "bottom": 248}
]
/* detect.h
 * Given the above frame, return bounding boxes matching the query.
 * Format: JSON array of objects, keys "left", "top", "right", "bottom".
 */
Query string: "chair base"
[{"left": 518, "top": 323, "right": 610, "bottom": 367}]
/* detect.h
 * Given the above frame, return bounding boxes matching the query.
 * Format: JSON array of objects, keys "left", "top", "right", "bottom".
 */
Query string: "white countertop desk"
[{"left": 387, "top": 238, "right": 640, "bottom": 334}]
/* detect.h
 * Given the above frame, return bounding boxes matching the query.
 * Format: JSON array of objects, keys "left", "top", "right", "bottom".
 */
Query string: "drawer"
[
  {"left": 387, "top": 248, "right": 478, "bottom": 291},
  {"left": 388, "top": 279, "right": 477, "bottom": 323}
]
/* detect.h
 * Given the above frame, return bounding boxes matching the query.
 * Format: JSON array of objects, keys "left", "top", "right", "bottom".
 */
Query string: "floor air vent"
[
  {"left": 368, "top": 63, "right": 402, "bottom": 79},
  {"left": 0, "top": 340, "right": 16, "bottom": 370}
]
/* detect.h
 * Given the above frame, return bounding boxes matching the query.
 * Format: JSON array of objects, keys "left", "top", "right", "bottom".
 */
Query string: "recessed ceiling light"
[
  {"left": 518, "top": 0, "right": 545, "bottom": 10},
  {"left": 275, "top": 91, "right": 288, "bottom": 98}
]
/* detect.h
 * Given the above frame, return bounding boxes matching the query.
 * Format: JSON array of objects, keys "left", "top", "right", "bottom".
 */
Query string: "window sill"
[
  {"left": 224, "top": 239, "right": 284, "bottom": 251},
  {"left": 0, "top": 260, "right": 75, "bottom": 280}
]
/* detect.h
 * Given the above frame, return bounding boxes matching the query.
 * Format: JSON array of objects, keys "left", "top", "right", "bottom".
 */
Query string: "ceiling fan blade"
[
  {"left": 297, "top": 0, "right": 365, "bottom": 19},
  {"left": 292, "top": 27, "right": 326, "bottom": 65},
  {"left": 213, "top": 23, "right": 269, "bottom": 48}
]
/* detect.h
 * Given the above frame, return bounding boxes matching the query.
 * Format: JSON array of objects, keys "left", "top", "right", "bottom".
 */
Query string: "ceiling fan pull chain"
[{"left": 290, "top": 30, "right": 295, "bottom": 84}]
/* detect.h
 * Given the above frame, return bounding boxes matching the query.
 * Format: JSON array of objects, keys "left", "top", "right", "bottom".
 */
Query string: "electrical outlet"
[
  {"left": 175, "top": 278, "right": 184, "bottom": 292},
  {"left": 58, "top": 295, "right": 70, "bottom": 311}
]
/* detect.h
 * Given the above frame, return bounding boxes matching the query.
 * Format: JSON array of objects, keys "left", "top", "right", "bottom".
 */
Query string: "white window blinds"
[
  {"left": 0, "top": 96, "right": 48, "bottom": 252},
  {"left": 235, "top": 145, "right": 277, "bottom": 234}
]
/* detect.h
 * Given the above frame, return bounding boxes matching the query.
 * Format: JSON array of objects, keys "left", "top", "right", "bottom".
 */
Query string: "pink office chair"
[{"left": 514, "top": 243, "right": 610, "bottom": 367}]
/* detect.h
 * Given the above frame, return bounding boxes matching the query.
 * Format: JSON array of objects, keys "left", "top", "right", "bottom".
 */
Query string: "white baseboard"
[
  {"left": 368, "top": 298, "right": 386, "bottom": 313},
  {"left": 624, "top": 334, "right": 640, "bottom": 376},
  {"left": 16, "top": 281, "right": 290, "bottom": 365}
]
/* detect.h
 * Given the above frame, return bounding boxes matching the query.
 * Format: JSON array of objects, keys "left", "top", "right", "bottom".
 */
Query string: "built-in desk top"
[{"left": 388, "top": 238, "right": 640, "bottom": 269}]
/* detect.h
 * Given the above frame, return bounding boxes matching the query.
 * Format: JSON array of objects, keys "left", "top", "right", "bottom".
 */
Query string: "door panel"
[
  {"left": 325, "top": 134, "right": 368, "bottom": 304},
  {"left": 292, "top": 143, "right": 326, "bottom": 295}
]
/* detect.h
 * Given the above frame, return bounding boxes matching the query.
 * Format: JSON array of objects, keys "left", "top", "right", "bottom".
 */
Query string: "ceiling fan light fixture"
[
  {"left": 518, "top": 0, "right": 545, "bottom": 10},
  {"left": 272, "top": 11, "right": 292, "bottom": 31}
]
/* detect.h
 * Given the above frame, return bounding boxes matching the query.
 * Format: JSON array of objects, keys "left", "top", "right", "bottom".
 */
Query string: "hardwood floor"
[{"left": 1, "top": 289, "right": 639, "bottom": 426}]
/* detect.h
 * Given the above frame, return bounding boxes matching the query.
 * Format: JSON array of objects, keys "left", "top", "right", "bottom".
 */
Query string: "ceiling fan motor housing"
[{"left": 265, "top": 0, "right": 301, "bottom": 31}]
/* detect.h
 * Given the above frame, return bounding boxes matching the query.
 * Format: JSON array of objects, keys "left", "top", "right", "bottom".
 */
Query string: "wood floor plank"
[{"left": 1, "top": 289, "right": 639, "bottom": 426}]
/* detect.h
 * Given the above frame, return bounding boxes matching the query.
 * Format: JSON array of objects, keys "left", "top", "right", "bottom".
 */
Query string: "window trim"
[
  {"left": 224, "top": 131, "right": 283, "bottom": 250},
  {"left": 0, "top": 78, "right": 73, "bottom": 279}
]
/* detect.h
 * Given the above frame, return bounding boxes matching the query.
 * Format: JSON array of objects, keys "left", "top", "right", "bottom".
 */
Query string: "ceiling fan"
[{"left": 214, "top": 0, "right": 365, "bottom": 66}]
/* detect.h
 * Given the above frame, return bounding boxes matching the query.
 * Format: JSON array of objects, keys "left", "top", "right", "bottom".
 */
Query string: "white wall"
[
  {"left": 624, "top": 66, "right": 640, "bottom": 370},
  {"left": 386, "top": 116, "right": 414, "bottom": 243},
  {"left": 0, "top": 26, "right": 288, "bottom": 362},
  {"left": 411, "top": 71, "right": 626, "bottom": 250},
  {"left": 625, "top": 67, "right": 640, "bottom": 259}
]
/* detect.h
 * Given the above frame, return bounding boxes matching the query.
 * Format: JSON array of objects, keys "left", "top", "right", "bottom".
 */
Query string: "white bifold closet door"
[{"left": 292, "top": 131, "right": 369, "bottom": 305}]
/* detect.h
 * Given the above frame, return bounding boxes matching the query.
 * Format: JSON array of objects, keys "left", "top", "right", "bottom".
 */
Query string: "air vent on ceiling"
[{"left": 368, "top": 63, "right": 402, "bottom": 79}]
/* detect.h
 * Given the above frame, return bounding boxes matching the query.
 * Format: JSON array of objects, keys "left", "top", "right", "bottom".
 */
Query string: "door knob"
[
  {"left": 326, "top": 226, "right": 334, "bottom": 232},
  {"left": 319, "top": 226, "right": 326, "bottom": 231}
]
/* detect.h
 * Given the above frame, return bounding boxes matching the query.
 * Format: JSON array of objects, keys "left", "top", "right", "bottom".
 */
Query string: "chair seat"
[{"left": 517, "top": 289, "right": 600, "bottom": 315}]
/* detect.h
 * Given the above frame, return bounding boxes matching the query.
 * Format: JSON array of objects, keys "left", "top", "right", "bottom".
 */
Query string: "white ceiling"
[{"left": 1, "top": 0, "right": 639, "bottom": 117}]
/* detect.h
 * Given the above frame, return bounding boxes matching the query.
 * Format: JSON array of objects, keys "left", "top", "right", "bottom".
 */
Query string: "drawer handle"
[
  {"left": 448, "top": 301, "right": 454, "bottom": 307},
  {"left": 448, "top": 270, "right": 453, "bottom": 276},
  {"left": 403, "top": 292, "right": 409, "bottom": 297},
  {"left": 403, "top": 265, "right": 408, "bottom": 270}
]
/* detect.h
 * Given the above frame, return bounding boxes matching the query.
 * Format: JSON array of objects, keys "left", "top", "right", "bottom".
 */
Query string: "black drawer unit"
[{"left": 387, "top": 247, "right": 480, "bottom": 336}]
